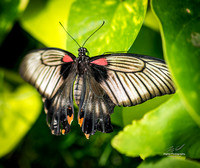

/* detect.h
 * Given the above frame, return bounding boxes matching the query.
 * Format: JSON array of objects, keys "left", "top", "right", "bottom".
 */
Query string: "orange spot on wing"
[
  {"left": 78, "top": 118, "right": 84, "bottom": 127},
  {"left": 84, "top": 133, "right": 90, "bottom": 139},
  {"left": 67, "top": 114, "right": 73, "bottom": 125},
  {"left": 62, "top": 129, "right": 65, "bottom": 135}
]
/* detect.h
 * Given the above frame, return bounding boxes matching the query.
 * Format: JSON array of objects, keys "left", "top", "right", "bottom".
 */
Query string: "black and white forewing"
[
  {"left": 20, "top": 48, "right": 76, "bottom": 99},
  {"left": 20, "top": 48, "right": 77, "bottom": 135},
  {"left": 90, "top": 54, "right": 175, "bottom": 107}
]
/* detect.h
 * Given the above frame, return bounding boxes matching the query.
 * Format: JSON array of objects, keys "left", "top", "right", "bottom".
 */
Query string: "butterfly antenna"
[
  {"left": 82, "top": 21, "right": 105, "bottom": 47},
  {"left": 59, "top": 22, "right": 81, "bottom": 48}
]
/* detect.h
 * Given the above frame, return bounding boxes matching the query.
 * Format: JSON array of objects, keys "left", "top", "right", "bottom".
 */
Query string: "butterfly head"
[{"left": 78, "top": 47, "right": 89, "bottom": 57}]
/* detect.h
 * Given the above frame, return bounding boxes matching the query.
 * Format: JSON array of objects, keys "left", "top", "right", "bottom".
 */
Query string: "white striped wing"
[
  {"left": 90, "top": 54, "right": 175, "bottom": 106},
  {"left": 20, "top": 48, "right": 76, "bottom": 98}
]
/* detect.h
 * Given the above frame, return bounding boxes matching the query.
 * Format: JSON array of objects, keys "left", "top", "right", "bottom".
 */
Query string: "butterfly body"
[
  {"left": 20, "top": 47, "right": 175, "bottom": 138},
  {"left": 75, "top": 47, "right": 90, "bottom": 74}
]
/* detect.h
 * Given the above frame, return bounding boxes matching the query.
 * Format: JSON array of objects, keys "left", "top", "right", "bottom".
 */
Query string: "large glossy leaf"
[
  {"left": 20, "top": 0, "right": 148, "bottom": 56},
  {"left": 0, "top": 0, "right": 28, "bottom": 45},
  {"left": 0, "top": 70, "right": 42, "bottom": 157},
  {"left": 138, "top": 157, "right": 200, "bottom": 168},
  {"left": 20, "top": 0, "right": 75, "bottom": 49},
  {"left": 112, "top": 93, "right": 200, "bottom": 159},
  {"left": 112, "top": 0, "right": 200, "bottom": 160},
  {"left": 152, "top": 0, "right": 200, "bottom": 125},
  {"left": 67, "top": 0, "right": 148, "bottom": 56}
]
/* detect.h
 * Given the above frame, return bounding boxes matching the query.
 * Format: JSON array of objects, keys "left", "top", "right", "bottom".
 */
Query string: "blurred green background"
[{"left": 0, "top": 0, "right": 200, "bottom": 167}]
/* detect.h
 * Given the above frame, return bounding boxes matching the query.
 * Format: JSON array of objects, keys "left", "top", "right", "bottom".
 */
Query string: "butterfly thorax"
[{"left": 76, "top": 47, "right": 90, "bottom": 75}]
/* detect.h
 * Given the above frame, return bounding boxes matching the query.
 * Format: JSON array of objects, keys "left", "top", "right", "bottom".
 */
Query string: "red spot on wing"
[
  {"left": 63, "top": 55, "right": 73, "bottom": 62},
  {"left": 90, "top": 58, "right": 108, "bottom": 66}
]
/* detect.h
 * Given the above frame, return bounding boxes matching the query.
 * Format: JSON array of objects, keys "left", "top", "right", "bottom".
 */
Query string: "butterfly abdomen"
[{"left": 74, "top": 75, "right": 83, "bottom": 106}]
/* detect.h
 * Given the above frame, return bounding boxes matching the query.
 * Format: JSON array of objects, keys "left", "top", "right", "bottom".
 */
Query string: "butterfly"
[{"left": 20, "top": 23, "right": 175, "bottom": 139}]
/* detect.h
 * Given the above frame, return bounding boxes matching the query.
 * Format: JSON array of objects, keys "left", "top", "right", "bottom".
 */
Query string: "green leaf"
[
  {"left": 67, "top": 0, "right": 148, "bottom": 56},
  {"left": 111, "top": 106, "right": 124, "bottom": 127},
  {"left": 138, "top": 157, "right": 200, "bottom": 168},
  {"left": 143, "top": 8, "right": 160, "bottom": 32},
  {"left": 20, "top": 0, "right": 148, "bottom": 56},
  {"left": 111, "top": 0, "right": 200, "bottom": 160},
  {"left": 151, "top": 0, "right": 200, "bottom": 125},
  {"left": 129, "top": 24, "right": 163, "bottom": 59},
  {"left": 121, "top": 95, "right": 172, "bottom": 126},
  {"left": 111, "top": 93, "right": 200, "bottom": 159},
  {"left": 20, "top": 0, "right": 75, "bottom": 49},
  {"left": 0, "top": 0, "right": 29, "bottom": 45},
  {"left": 0, "top": 70, "right": 42, "bottom": 158}
]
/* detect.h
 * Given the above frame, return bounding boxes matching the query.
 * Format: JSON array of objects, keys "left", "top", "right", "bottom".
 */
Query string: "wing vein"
[
  {"left": 125, "top": 73, "right": 143, "bottom": 103},
  {"left": 115, "top": 72, "right": 133, "bottom": 106},
  {"left": 135, "top": 73, "right": 152, "bottom": 99},
  {"left": 146, "top": 67, "right": 171, "bottom": 93}
]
